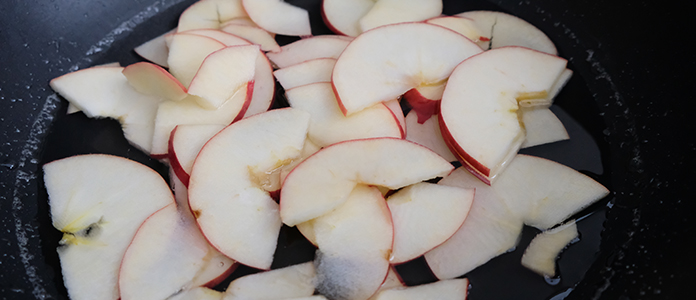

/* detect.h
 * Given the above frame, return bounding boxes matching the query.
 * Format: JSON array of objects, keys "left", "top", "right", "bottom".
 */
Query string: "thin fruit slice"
[
  {"left": 242, "top": 0, "right": 312, "bottom": 36},
  {"left": 383, "top": 99, "right": 406, "bottom": 136},
  {"left": 521, "top": 220, "right": 578, "bottom": 277},
  {"left": 285, "top": 82, "right": 403, "bottom": 147},
  {"left": 177, "top": 0, "right": 248, "bottom": 32},
  {"left": 425, "top": 167, "right": 523, "bottom": 280},
  {"left": 188, "top": 108, "right": 310, "bottom": 270},
  {"left": 167, "top": 33, "right": 226, "bottom": 88},
  {"left": 183, "top": 29, "right": 253, "bottom": 46},
  {"left": 134, "top": 29, "right": 176, "bottom": 67},
  {"left": 266, "top": 35, "right": 352, "bottom": 68},
  {"left": 187, "top": 45, "right": 259, "bottom": 109},
  {"left": 119, "top": 203, "right": 235, "bottom": 300},
  {"left": 321, "top": 0, "right": 374, "bottom": 37},
  {"left": 169, "top": 287, "right": 223, "bottom": 300},
  {"left": 404, "top": 111, "right": 456, "bottom": 162},
  {"left": 332, "top": 22, "right": 482, "bottom": 116},
  {"left": 150, "top": 83, "right": 252, "bottom": 158},
  {"left": 313, "top": 185, "right": 394, "bottom": 300},
  {"left": 367, "top": 268, "right": 406, "bottom": 300},
  {"left": 456, "top": 10, "right": 557, "bottom": 55},
  {"left": 280, "top": 137, "right": 454, "bottom": 227},
  {"left": 372, "top": 278, "right": 468, "bottom": 300},
  {"left": 221, "top": 23, "right": 281, "bottom": 52},
  {"left": 519, "top": 107, "right": 569, "bottom": 148},
  {"left": 439, "top": 46, "right": 567, "bottom": 184},
  {"left": 49, "top": 66, "right": 162, "bottom": 153},
  {"left": 387, "top": 182, "right": 474, "bottom": 264},
  {"left": 425, "top": 16, "right": 490, "bottom": 47},
  {"left": 273, "top": 58, "right": 336, "bottom": 90},
  {"left": 122, "top": 62, "right": 188, "bottom": 102},
  {"left": 401, "top": 82, "right": 447, "bottom": 123},
  {"left": 223, "top": 262, "right": 316, "bottom": 300},
  {"left": 168, "top": 124, "right": 226, "bottom": 186},
  {"left": 43, "top": 154, "right": 174, "bottom": 300},
  {"left": 358, "top": 0, "right": 443, "bottom": 32}
]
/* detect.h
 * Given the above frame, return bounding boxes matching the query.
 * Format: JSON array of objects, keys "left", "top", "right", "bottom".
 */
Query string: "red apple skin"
[
  {"left": 403, "top": 88, "right": 440, "bottom": 124},
  {"left": 321, "top": 3, "right": 349, "bottom": 36},
  {"left": 331, "top": 82, "right": 350, "bottom": 116},
  {"left": 437, "top": 114, "right": 492, "bottom": 185},
  {"left": 167, "top": 126, "right": 190, "bottom": 186},
  {"left": 232, "top": 80, "right": 255, "bottom": 123}
]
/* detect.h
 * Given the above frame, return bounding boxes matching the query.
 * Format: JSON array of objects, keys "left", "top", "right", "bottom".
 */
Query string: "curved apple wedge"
[
  {"left": 312, "top": 185, "right": 394, "bottom": 300},
  {"left": 119, "top": 203, "right": 236, "bottom": 300},
  {"left": 439, "top": 46, "right": 568, "bottom": 184},
  {"left": 168, "top": 124, "right": 226, "bottom": 186},
  {"left": 266, "top": 35, "right": 352, "bottom": 69},
  {"left": 387, "top": 182, "right": 474, "bottom": 264},
  {"left": 223, "top": 262, "right": 316, "bottom": 300},
  {"left": 404, "top": 110, "right": 457, "bottom": 162},
  {"left": 177, "top": 0, "right": 248, "bottom": 32},
  {"left": 521, "top": 220, "right": 578, "bottom": 277},
  {"left": 43, "top": 155, "right": 174, "bottom": 300},
  {"left": 242, "top": 0, "right": 311, "bottom": 36},
  {"left": 122, "top": 62, "right": 188, "bottom": 102},
  {"left": 280, "top": 138, "right": 454, "bottom": 227},
  {"left": 285, "top": 82, "right": 403, "bottom": 147},
  {"left": 187, "top": 45, "right": 259, "bottom": 110},
  {"left": 371, "top": 278, "right": 469, "bottom": 300},
  {"left": 169, "top": 287, "right": 223, "bottom": 300},
  {"left": 332, "top": 22, "right": 482, "bottom": 116},
  {"left": 358, "top": 0, "right": 443, "bottom": 33},
  {"left": 188, "top": 108, "right": 311, "bottom": 270},
  {"left": 273, "top": 58, "right": 336, "bottom": 90},
  {"left": 167, "top": 33, "right": 226, "bottom": 88}
]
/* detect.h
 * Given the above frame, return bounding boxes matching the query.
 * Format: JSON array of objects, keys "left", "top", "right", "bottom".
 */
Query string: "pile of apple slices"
[{"left": 45, "top": 1, "right": 612, "bottom": 299}]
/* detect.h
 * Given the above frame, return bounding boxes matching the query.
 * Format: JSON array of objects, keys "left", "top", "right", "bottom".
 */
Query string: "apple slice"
[
  {"left": 177, "top": 0, "right": 248, "bottom": 32},
  {"left": 371, "top": 278, "right": 469, "bottom": 300},
  {"left": 169, "top": 287, "right": 223, "bottom": 300},
  {"left": 456, "top": 10, "right": 557, "bottom": 55},
  {"left": 43, "top": 154, "right": 174, "bottom": 300},
  {"left": 404, "top": 111, "right": 457, "bottom": 162},
  {"left": 187, "top": 45, "right": 259, "bottom": 109},
  {"left": 425, "top": 16, "right": 490, "bottom": 47},
  {"left": 223, "top": 262, "right": 316, "bottom": 300},
  {"left": 266, "top": 35, "right": 352, "bottom": 68},
  {"left": 285, "top": 82, "right": 403, "bottom": 147},
  {"left": 279, "top": 138, "right": 321, "bottom": 184},
  {"left": 332, "top": 22, "right": 482, "bottom": 116},
  {"left": 168, "top": 124, "right": 226, "bottom": 186},
  {"left": 358, "top": 0, "right": 443, "bottom": 32},
  {"left": 367, "top": 268, "right": 406, "bottom": 300},
  {"left": 221, "top": 23, "right": 281, "bottom": 52},
  {"left": 521, "top": 220, "right": 578, "bottom": 277},
  {"left": 401, "top": 83, "right": 447, "bottom": 123},
  {"left": 492, "top": 154, "right": 609, "bottom": 230},
  {"left": 150, "top": 83, "right": 253, "bottom": 158},
  {"left": 280, "top": 137, "right": 454, "bottom": 227},
  {"left": 182, "top": 28, "right": 253, "bottom": 46},
  {"left": 188, "top": 108, "right": 310, "bottom": 270},
  {"left": 387, "top": 182, "right": 474, "bottom": 264},
  {"left": 241, "top": 0, "right": 312, "bottom": 36},
  {"left": 312, "top": 185, "right": 393, "bottom": 300},
  {"left": 273, "top": 58, "right": 336, "bottom": 90},
  {"left": 167, "top": 33, "right": 226, "bottom": 88},
  {"left": 439, "top": 46, "right": 568, "bottom": 184},
  {"left": 424, "top": 167, "right": 524, "bottom": 280},
  {"left": 134, "top": 29, "right": 176, "bottom": 67},
  {"left": 49, "top": 66, "right": 162, "bottom": 153},
  {"left": 122, "top": 62, "right": 188, "bottom": 102},
  {"left": 119, "top": 203, "right": 236, "bottom": 300},
  {"left": 519, "top": 107, "right": 569, "bottom": 148},
  {"left": 321, "top": 0, "right": 374, "bottom": 37},
  {"left": 221, "top": 17, "right": 258, "bottom": 27}
]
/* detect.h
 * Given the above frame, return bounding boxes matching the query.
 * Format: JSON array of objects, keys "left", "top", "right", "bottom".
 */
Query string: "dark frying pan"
[{"left": 1, "top": 0, "right": 694, "bottom": 299}]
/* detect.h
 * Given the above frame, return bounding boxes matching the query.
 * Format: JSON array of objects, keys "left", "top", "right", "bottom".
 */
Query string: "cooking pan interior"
[{"left": 2, "top": 0, "right": 693, "bottom": 299}]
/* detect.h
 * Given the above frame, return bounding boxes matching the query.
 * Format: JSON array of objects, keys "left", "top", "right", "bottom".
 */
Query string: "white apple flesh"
[
  {"left": 285, "top": 82, "right": 403, "bottom": 147},
  {"left": 169, "top": 287, "right": 224, "bottom": 300},
  {"left": 321, "top": 0, "right": 374, "bottom": 36},
  {"left": 439, "top": 46, "right": 567, "bottom": 184},
  {"left": 177, "top": 0, "right": 248, "bottom": 32},
  {"left": 221, "top": 23, "right": 281, "bottom": 52},
  {"left": 49, "top": 66, "right": 162, "bottom": 153},
  {"left": 167, "top": 33, "right": 226, "bottom": 88},
  {"left": 387, "top": 182, "right": 474, "bottom": 264},
  {"left": 312, "top": 185, "right": 394, "bottom": 300},
  {"left": 43, "top": 154, "right": 174, "bottom": 300},
  {"left": 371, "top": 278, "right": 469, "bottom": 300},
  {"left": 280, "top": 137, "right": 454, "bottom": 227},
  {"left": 332, "top": 22, "right": 482, "bottom": 116},
  {"left": 134, "top": 29, "right": 175, "bottom": 67},
  {"left": 188, "top": 108, "right": 310, "bottom": 270},
  {"left": 404, "top": 111, "right": 457, "bottom": 162},
  {"left": 187, "top": 45, "right": 259, "bottom": 110},
  {"left": 521, "top": 220, "right": 578, "bottom": 277},
  {"left": 168, "top": 124, "right": 226, "bottom": 186},
  {"left": 273, "top": 58, "right": 336, "bottom": 90},
  {"left": 223, "top": 262, "right": 316, "bottom": 300},
  {"left": 358, "top": 0, "right": 443, "bottom": 32},
  {"left": 266, "top": 35, "right": 352, "bottom": 68},
  {"left": 242, "top": 0, "right": 312, "bottom": 36},
  {"left": 122, "top": 62, "right": 188, "bottom": 102}
]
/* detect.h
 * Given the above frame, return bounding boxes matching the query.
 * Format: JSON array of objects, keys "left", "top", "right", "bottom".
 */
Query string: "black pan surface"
[{"left": 1, "top": 0, "right": 694, "bottom": 299}]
